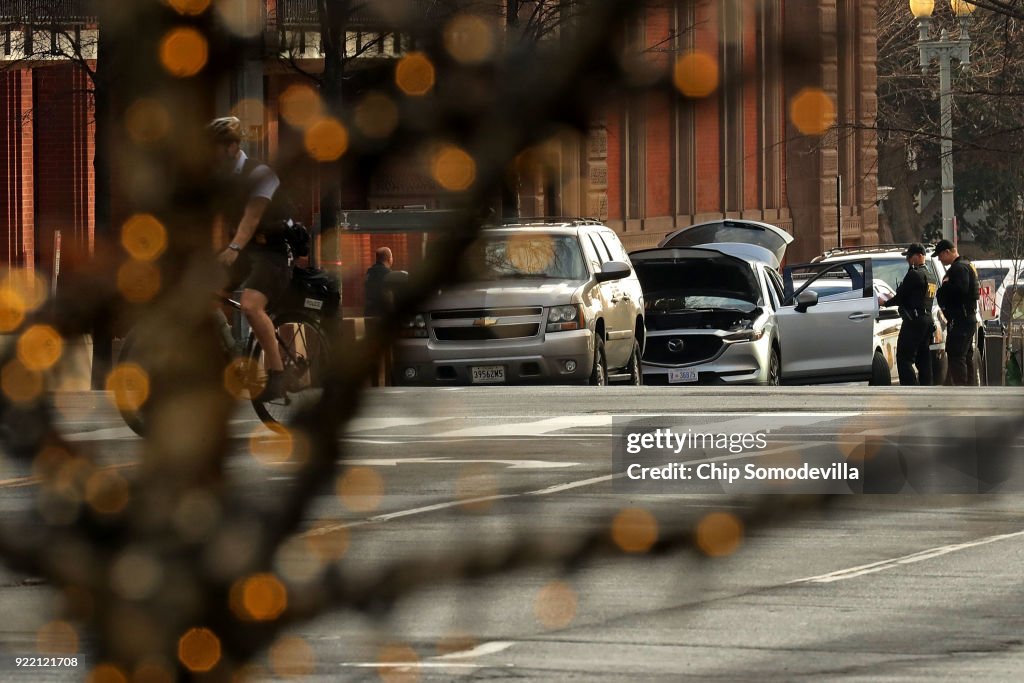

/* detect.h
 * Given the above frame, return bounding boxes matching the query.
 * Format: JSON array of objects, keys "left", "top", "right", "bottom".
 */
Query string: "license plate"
[
  {"left": 668, "top": 368, "right": 698, "bottom": 384},
  {"left": 471, "top": 366, "right": 506, "bottom": 384}
]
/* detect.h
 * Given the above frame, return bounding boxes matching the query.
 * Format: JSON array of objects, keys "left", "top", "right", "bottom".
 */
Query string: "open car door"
[{"left": 777, "top": 259, "right": 875, "bottom": 382}]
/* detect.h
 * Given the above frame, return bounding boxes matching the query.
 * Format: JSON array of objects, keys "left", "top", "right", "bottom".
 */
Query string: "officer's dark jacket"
[
  {"left": 936, "top": 257, "right": 979, "bottom": 321},
  {"left": 364, "top": 262, "right": 392, "bottom": 317},
  {"left": 219, "top": 157, "right": 291, "bottom": 251},
  {"left": 886, "top": 265, "right": 931, "bottom": 313}
]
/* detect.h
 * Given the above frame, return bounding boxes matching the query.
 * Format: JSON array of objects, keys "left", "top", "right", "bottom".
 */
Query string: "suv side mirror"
[
  {"left": 595, "top": 261, "right": 631, "bottom": 283},
  {"left": 795, "top": 289, "right": 819, "bottom": 312}
]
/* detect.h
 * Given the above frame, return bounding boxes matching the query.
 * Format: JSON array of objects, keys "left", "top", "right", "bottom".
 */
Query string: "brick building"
[{"left": 1, "top": 1, "right": 879, "bottom": 306}]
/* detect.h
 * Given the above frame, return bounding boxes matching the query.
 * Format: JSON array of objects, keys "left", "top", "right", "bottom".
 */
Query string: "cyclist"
[{"left": 209, "top": 116, "right": 290, "bottom": 400}]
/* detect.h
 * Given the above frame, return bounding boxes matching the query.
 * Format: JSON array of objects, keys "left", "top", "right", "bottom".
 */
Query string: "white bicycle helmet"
[{"left": 207, "top": 116, "right": 243, "bottom": 143}]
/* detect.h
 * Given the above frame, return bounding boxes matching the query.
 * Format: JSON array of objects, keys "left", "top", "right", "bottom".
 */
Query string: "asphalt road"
[{"left": 1, "top": 386, "right": 1023, "bottom": 681}]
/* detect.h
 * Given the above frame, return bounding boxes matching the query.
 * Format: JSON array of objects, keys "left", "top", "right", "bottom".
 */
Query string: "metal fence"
[
  {"left": 274, "top": 0, "right": 435, "bottom": 29},
  {"left": 0, "top": 0, "right": 96, "bottom": 23}
]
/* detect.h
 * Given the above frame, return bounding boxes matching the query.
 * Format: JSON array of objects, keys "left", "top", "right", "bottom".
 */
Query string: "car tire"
[
  {"left": 624, "top": 339, "right": 642, "bottom": 386},
  {"left": 767, "top": 347, "right": 781, "bottom": 386},
  {"left": 869, "top": 350, "right": 891, "bottom": 386},
  {"left": 589, "top": 336, "right": 607, "bottom": 386},
  {"left": 931, "top": 351, "right": 948, "bottom": 386}
]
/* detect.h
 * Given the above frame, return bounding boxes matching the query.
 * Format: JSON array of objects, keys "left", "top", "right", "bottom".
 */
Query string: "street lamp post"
[{"left": 910, "top": 0, "right": 975, "bottom": 244}]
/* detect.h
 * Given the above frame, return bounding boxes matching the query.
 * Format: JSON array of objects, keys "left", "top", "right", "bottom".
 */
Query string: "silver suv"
[{"left": 392, "top": 220, "right": 645, "bottom": 385}]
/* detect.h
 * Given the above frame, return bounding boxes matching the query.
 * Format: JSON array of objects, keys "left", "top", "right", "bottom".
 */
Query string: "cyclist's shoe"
[{"left": 261, "top": 370, "right": 289, "bottom": 402}]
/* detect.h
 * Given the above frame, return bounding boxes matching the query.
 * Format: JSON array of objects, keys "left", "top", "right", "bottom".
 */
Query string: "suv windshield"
[{"left": 464, "top": 234, "right": 588, "bottom": 281}]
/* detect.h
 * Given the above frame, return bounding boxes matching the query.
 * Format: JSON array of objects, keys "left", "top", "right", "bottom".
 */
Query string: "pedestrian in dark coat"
[
  {"left": 934, "top": 239, "right": 979, "bottom": 386},
  {"left": 364, "top": 247, "right": 394, "bottom": 317}
]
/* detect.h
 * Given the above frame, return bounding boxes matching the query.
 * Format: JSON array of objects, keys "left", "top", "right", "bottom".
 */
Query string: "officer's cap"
[
  {"left": 932, "top": 239, "right": 955, "bottom": 256},
  {"left": 902, "top": 243, "right": 926, "bottom": 257}
]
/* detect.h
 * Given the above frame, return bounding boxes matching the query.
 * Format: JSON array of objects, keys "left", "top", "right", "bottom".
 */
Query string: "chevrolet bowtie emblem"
[{"left": 473, "top": 317, "right": 498, "bottom": 327}]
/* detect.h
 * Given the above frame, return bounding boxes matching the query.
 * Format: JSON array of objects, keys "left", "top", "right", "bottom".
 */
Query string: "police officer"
[
  {"left": 934, "top": 238, "right": 980, "bottom": 386},
  {"left": 882, "top": 243, "right": 933, "bottom": 385}
]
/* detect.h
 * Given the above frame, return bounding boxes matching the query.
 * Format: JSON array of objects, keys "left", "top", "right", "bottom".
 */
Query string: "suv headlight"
[
  {"left": 399, "top": 314, "right": 428, "bottom": 338},
  {"left": 546, "top": 304, "right": 583, "bottom": 332},
  {"left": 723, "top": 327, "right": 765, "bottom": 342}
]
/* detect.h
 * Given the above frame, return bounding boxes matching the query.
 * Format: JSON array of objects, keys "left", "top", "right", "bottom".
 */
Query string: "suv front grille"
[
  {"left": 434, "top": 323, "right": 540, "bottom": 341},
  {"left": 644, "top": 335, "right": 723, "bottom": 365},
  {"left": 432, "top": 307, "right": 542, "bottom": 319},
  {"left": 429, "top": 307, "right": 544, "bottom": 342}
]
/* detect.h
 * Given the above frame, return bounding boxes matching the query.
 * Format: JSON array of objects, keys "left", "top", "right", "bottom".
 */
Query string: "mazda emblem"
[{"left": 667, "top": 338, "right": 686, "bottom": 353}]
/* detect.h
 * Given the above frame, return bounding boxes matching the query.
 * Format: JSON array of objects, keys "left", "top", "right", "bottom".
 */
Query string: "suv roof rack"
[
  {"left": 497, "top": 216, "right": 604, "bottom": 227},
  {"left": 817, "top": 243, "right": 937, "bottom": 259}
]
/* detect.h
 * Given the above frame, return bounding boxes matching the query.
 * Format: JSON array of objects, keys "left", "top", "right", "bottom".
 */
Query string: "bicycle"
[{"left": 113, "top": 271, "right": 337, "bottom": 435}]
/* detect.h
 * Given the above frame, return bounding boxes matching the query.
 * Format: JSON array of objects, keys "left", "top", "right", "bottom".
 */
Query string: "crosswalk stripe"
[{"left": 433, "top": 415, "right": 610, "bottom": 438}]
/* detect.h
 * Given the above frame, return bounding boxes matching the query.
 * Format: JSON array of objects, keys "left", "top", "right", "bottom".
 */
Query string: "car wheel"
[
  {"left": 869, "top": 350, "right": 891, "bottom": 386},
  {"left": 624, "top": 339, "right": 642, "bottom": 386},
  {"left": 931, "top": 351, "right": 948, "bottom": 386},
  {"left": 767, "top": 347, "right": 780, "bottom": 386},
  {"left": 589, "top": 336, "right": 608, "bottom": 386}
]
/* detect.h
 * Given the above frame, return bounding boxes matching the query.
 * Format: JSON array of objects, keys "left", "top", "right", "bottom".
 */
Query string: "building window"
[
  {"left": 674, "top": 1, "right": 695, "bottom": 217},
  {"left": 837, "top": 0, "right": 859, "bottom": 211},
  {"left": 720, "top": 0, "right": 743, "bottom": 213},
  {"left": 759, "top": 0, "right": 783, "bottom": 210},
  {"left": 624, "top": 16, "right": 645, "bottom": 220},
  {"left": 625, "top": 97, "right": 646, "bottom": 220}
]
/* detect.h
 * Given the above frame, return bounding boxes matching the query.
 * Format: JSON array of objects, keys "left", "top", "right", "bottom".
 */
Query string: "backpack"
[
  {"left": 284, "top": 221, "right": 310, "bottom": 258},
  {"left": 284, "top": 266, "right": 341, "bottom": 317}
]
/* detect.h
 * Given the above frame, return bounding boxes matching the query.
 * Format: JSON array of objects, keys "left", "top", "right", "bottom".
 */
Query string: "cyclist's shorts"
[{"left": 228, "top": 247, "right": 290, "bottom": 302}]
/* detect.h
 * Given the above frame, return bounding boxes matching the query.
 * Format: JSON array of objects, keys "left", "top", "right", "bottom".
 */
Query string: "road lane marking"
[
  {"left": 790, "top": 529, "right": 1024, "bottom": 584},
  {"left": 433, "top": 415, "right": 610, "bottom": 438},
  {"left": 300, "top": 472, "right": 620, "bottom": 537},
  {"left": 298, "top": 445, "right": 841, "bottom": 537},
  {"left": 53, "top": 411, "right": 892, "bottom": 442},
  {"left": 337, "top": 662, "right": 495, "bottom": 669},
  {"left": 0, "top": 462, "right": 137, "bottom": 489},
  {"left": 346, "top": 458, "right": 579, "bottom": 470},
  {"left": 432, "top": 641, "right": 516, "bottom": 660},
  {"left": 427, "top": 413, "right": 860, "bottom": 439},
  {"left": 368, "top": 495, "right": 519, "bottom": 523},
  {"left": 526, "top": 474, "right": 618, "bottom": 495},
  {"left": 338, "top": 641, "right": 517, "bottom": 670},
  {"left": 346, "top": 417, "right": 451, "bottom": 432}
]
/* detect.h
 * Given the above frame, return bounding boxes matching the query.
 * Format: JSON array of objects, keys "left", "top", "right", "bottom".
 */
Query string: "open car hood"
[
  {"left": 629, "top": 247, "right": 762, "bottom": 307},
  {"left": 658, "top": 219, "right": 793, "bottom": 267}
]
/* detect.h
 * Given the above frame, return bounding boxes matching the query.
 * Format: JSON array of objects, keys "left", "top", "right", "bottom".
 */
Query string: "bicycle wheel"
[
  {"left": 111, "top": 327, "right": 171, "bottom": 437},
  {"left": 248, "top": 313, "right": 330, "bottom": 427}
]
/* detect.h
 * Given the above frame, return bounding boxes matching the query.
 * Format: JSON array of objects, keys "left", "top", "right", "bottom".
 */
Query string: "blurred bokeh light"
[{"left": 159, "top": 27, "right": 209, "bottom": 78}]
